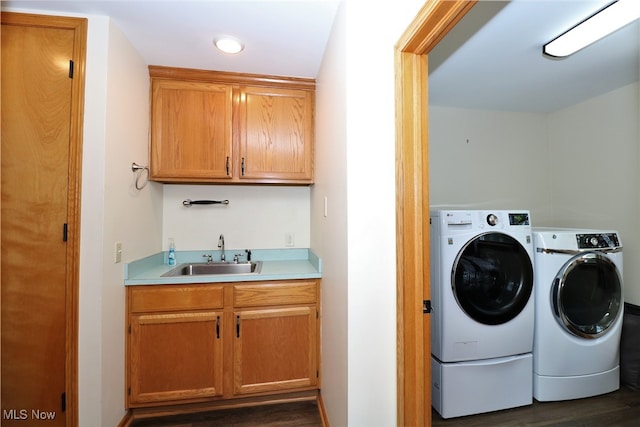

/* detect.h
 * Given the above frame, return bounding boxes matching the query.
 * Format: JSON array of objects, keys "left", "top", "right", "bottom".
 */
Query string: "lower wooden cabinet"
[
  {"left": 234, "top": 306, "right": 317, "bottom": 395},
  {"left": 129, "top": 311, "right": 224, "bottom": 404},
  {"left": 126, "top": 280, "right": 319, "bottom": 408}
]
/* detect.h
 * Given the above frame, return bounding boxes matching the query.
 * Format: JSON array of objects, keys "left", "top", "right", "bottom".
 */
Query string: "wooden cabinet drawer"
[
  {"left": 129, "top": 285, "right": 224, "bottom": 313},
  {"left": 233, "top": 280, "right": 317, "bottom": 307}
]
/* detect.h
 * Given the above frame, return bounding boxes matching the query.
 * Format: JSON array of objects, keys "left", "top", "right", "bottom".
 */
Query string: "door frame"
[
  {"left": 1, "top": 12, "right": 86, "bottom": 427},
  {"left": 394, "top": 1, "right": 476, "bottom": 425}
]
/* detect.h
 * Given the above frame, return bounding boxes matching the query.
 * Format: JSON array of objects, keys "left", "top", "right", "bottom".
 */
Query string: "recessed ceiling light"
[{"left": 214, "top": 36, "right": 244, "bottom": 54}]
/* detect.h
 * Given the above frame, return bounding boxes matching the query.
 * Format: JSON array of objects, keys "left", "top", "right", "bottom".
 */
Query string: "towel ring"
[{"left": 131, "top": 162, "right": 149, "bottom": 190}]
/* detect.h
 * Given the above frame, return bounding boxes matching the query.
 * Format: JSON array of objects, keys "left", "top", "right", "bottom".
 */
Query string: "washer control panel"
[
  {"left": 576, "top": 233, "right": 620, "bottom": 249},
  {"left": 508, "top": 212, "right": 530, "bottom": 226}
]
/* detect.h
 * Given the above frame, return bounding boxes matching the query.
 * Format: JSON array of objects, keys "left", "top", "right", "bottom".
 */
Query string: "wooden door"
[
  {"left": 129, "top": 311, "right": 224, "bottom": 405},
  {"left": 238, "top": 86, "right": 313, "bottom": 182},
  {"left": 233, "top": 306, "right": 317, "bottom": 395},
  {"left": 150, "top": 79, "right": 234, "bottom": 181},
  {"left": 1, "top": 12, "right": 85, "bottom": 426}
]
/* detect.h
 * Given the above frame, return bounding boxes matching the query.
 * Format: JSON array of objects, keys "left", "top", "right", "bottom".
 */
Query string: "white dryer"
[
  {"left": 430, "top": 210, "right": 535, "bottom": 419},
  {"left": 532, "top": 228, "right": 623, "bottom": 401}
]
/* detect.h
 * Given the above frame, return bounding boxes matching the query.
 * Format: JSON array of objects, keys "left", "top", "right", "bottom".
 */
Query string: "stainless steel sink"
[{"left": 162, "top": 261, "right": 262, "bottom": 277}]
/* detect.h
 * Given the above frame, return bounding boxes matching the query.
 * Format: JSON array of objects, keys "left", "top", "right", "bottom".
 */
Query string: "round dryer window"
[
  {"left": 452, "top": 232, "right": 533, "bottom": 325},
  {"left": 552, "top": 252, "right": 622, "bottom": 338}
]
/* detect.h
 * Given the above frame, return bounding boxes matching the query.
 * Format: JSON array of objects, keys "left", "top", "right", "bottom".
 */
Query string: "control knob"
[
  {"left": 587, "top": 236, "right": 599, "bottom": 247},
  {"left": 487, "top": 214, "right": 498, "bottom": 226}
]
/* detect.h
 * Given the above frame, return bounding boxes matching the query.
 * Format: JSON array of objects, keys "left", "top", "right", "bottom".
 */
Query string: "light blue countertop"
[{"left": 124, "top": 248, "right": 322, "bottom": 285}]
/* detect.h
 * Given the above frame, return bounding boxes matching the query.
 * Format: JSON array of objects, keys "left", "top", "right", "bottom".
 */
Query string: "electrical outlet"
[
  {"left": 285, "top": 232, "right": 295, "bottom": 247},
  {"left": 114, "top": 242, "right": 122, "bottom": 264}
]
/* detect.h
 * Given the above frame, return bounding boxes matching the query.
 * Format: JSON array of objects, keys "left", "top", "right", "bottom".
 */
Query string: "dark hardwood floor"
[
  {"left": 128, "top": 387, "right": 639, "bottom": 426},
  {"left": 130, "top": 400, "right": 323, "bottom": 427},
  {"left": 432, "top": 385, "right": 640, "bottom": 427}
]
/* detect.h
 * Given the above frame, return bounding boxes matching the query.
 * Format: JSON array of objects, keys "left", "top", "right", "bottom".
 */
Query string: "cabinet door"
[
  {"left": 150, "top": 79, "right": 233, "bottom": 181},
  {"left": 129, "top": 311, "right": 224, "bottom": 405},
  {"left": 234, "top": 306, "right": 317, "bottom": 395},
  {"left": 239, "top": 86, "right": 313, "bottom": 182}
]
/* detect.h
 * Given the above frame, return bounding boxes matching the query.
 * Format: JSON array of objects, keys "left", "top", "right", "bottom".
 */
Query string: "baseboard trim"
[
  {"left": 317, "top": 392, "right": 330, "bottom": 427},
  {"left": 117, "top": 410, "right": 134, "bottom": 427},
  {"left": 118, "top": 390, "right": 320, "bottom": 424}
]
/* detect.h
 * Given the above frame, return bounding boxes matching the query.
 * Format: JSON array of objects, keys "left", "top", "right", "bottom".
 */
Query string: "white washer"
[
  {"left": 430, "top": 210, "right": 535, "bottom": 419},
  {"left": 532, "top": 228, "right": 623, "bottom": 401}
]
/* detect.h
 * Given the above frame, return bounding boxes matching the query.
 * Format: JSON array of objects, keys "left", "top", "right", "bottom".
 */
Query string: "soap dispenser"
[{"left": 168, "top": 238, "right": 176, "bottom": 266}]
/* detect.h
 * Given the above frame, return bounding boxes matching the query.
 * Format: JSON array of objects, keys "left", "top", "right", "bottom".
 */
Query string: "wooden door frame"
[
  {"left": 394, "top": 1, "right": 476, "bottom": 425},
  {"left": 1, "top": 12, "right": 86, "bottom": 427}
]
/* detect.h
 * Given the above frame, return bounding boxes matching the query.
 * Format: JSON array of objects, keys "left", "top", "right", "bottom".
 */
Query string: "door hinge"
[
  {"left": 63, "top": 223, "right": 68, "bottom": 242},
  {"left": 61, "top": 392, "right": 66, "bottom": 412},
  {"left": 69, "top": 60, "right": 74, "bottom": 78},
  {"left": 423, "top": 300, "right": 432, "bottom": 314}
]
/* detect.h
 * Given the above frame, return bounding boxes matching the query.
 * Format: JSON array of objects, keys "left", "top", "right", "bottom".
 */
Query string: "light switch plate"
[{"left": 114, "top": 242, "right": 122, "bottom": 263}]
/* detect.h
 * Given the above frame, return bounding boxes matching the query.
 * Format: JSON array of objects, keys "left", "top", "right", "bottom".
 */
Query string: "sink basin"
[{"left": 162, "top": 261, "right": 262, "bottom": 277}]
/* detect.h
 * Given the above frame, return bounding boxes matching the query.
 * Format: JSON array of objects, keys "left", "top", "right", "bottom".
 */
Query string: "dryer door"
[
  {"left": 452, "top": 232, "right": 533, "bottom": 325},
  {"left": 552, "top": 252, "right": 622, "bottom": 338}
]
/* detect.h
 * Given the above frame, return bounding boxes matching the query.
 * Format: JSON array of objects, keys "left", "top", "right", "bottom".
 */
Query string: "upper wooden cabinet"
[
  {"left": 239, "top": 86, "right": 313, "bottom": 182},
  {"left": 149, "top": 66, "right": 315, "bottom": 184},
  {"left": 150, "top": 79, "right": 233, "bottom": 181}
]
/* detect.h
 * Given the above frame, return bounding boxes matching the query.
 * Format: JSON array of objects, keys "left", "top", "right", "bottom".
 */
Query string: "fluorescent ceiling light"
[
  {"left": 543, "top": 0, "right": 640, "bottom": 57},
  {"left": 214, "top": 36, "right": 244, "bottom": 54}
]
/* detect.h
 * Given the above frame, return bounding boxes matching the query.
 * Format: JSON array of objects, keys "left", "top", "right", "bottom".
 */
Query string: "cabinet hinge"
[
  {"left": 69, "top": 60, "right": 74, "bottom": 78},
  {"left": 316, "top": 370, "right": 319, "bottom": 378},
  {"left": 63, "top": 223, "right": 68, "bottom": 242},
  {"left": 423, "top": 300, "right": 432, "bottom": 314},
  {"left": 128, "top": 324, "right": 131, "bottom": 334},
  {"left": 128, "top": 387, "right": 131, "bottom": 396},
  {"left": 61, "top": 392, "right": 66, "bottom": 412}
]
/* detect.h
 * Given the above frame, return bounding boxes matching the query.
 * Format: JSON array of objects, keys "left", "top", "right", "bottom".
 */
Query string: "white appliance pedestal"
[{"left": 432, "top": 353, "right": 533, "bottom": 419}]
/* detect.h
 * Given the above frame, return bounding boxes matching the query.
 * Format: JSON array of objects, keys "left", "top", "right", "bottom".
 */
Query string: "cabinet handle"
[
  {"left": 225, "top": 156, "right": 230, "bottom": 176},
  {"left": 236, "top": 315, "right": 240, "bottom": 338},
  {"left": 216, "top": 316, "right": 220, "bottom": 339},
  {"left": 241, "top": 157, "right": 245, "bottom": 176}
]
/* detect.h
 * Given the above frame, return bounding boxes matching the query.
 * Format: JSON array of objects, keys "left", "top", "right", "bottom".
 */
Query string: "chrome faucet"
[{"left": 218, "top": 234, "right": 225, "bottom": 262}]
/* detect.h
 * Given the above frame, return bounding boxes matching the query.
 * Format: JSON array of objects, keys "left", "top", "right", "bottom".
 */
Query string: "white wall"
[
  {"left": 77, "top": 12, "right": 109, "bottom": 425},
  {"left": 162, "top": 185, "right": 310, "bottom": 251},
  {"left": 312, "top": 0, "right": 426, "bottom": 425},
  {"left": 429, "top": 107, "right": 551, "bottom": 221},
  {"left": 66, "top": 12, "right": 160, "bottom": 426},
  {"left": 312, "top": 2, "right": 348, "bottom": 424},
  {"left": 100, "top": 19, "right": 163, "bottom": 426},
  {"left": 429, "top": 82, "right": 640, "bottom": 305},
  {"left": 548, "top": 82, "right": 639, "bottom": 304}
]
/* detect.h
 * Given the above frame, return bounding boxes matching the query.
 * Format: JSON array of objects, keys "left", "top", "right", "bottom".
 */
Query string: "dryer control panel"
[{"left": 577, "top": 233, "right": 620, "bottom": 249}]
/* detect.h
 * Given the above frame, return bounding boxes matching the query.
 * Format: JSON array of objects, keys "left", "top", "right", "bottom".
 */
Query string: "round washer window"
[
  {"left": 452, "top": 232, "right": 533, "bottom": 325},
  {"left": 552, "top": 252, "right": 622, "bottom": 338}
]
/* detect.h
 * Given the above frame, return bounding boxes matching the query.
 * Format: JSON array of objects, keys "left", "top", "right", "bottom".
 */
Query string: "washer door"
[
  {"left": 552, "top": 252, "right": 622, "bottom": 338},
  {"left": 452, "top": 232, "right": 533, "bottom": 325}
]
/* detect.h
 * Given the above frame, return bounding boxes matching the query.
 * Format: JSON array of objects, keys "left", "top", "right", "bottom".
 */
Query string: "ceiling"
[
  {"left": 2, "top": 0, "right": 340, "bottom": 78},
  {"left": 429, "top": 0, "right": 640, "bottom": 113},
  {"left": 3, "top": 1, "right": 638, "bottom": 113}
]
